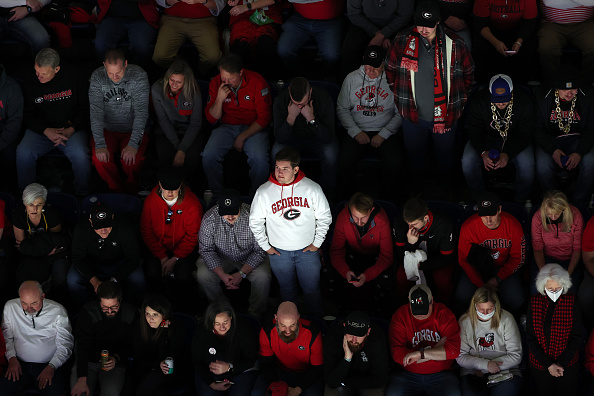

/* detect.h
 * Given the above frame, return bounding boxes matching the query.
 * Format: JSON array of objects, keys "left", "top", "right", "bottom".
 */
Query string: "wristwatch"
[
  {"left": 246, "top": 2, "right": 252, "bottom": 10},
  {"left": 238, "top": 270, "right": 247, "bottom": 279},
  {"left": 228, "top": 363, "right": 234, "bottom": 372},
  {"left": 26, "top": 5, "right": 32, "bottom": 13},
  {"left": 420, "top": 347, "right": 425, "bottom": 359},
  {"left": 308, "top": 119, "right": 316, "bottom": 126}
]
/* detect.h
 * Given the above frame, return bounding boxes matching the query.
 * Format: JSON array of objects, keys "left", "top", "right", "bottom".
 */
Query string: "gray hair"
[
  {"left": 35, "top": 48, "right": 60, "bottom": 69},
  {"left": 535, "top": 263, "right": 572, "bottom": 296},
  {"left": 18, "top": 280, "right": 44, "bottom": 297},
  {"left": 22, "top": 183, "right": 47, "bottom": 206}
]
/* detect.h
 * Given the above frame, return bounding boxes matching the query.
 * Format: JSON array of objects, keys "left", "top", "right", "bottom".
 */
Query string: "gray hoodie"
[
  {"left": 336, "top": 66, "right": 401, "bottom": 140},
  {"left": 89, "top": 64, "right": 149, "bottom": 149}
]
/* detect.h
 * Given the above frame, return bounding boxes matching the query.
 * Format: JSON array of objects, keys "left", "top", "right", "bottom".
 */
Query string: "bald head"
[
  {"left": 275, "top": 301, "right": 300, "bottom": 343},
  {"left": 19, "top": 281, "right": 44, "bottom": 315},
  {"left": 277, "top": 301, "right": 299, "bottom": 319}
]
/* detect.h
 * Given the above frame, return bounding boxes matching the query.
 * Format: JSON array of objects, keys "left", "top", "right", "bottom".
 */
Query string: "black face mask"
[{"left": 546, "top": 212, "right": 564, "bottom": 225}]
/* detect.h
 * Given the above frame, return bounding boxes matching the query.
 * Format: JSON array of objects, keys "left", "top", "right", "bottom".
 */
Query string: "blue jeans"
[
  {"left": 386, "top": 371, "right": 461, "bottom": 396},
  {"left": 455, "top": 271, "right": 524, "bottom": 315},
  {"left": 16, "top": 129, "right": 91, "bottom": 195},
  {"left": 195, "top": 370, "right": 259, "bottom": 396},
  {"left": 461, "top": 141, "right": 535, "bottom": 201},
  {"left": 95, "top": 16, "right": 157, "bottom": 64},
  {"left": 201, "top": 124, "right": 270, "bottom": 196},
  {"left": 277, "top": 13, "right": 343, "bottom": 74},
  {"left": 67, "top": 261, "right": 146, "bottom": 306},
  {"left": 460, "top": 373, "right": 523, "bottom": 396},
  {"left": 251, "top": 371, "right": 324, "bottom": 396},
  {"left": 0, "top": 15, "right": 50, "bottom": 55},
  {"left": 535, "top": 135, "right": 594, "bottom": 204},
  {"left": 0, "top": 360, "right": 67, "bottom": 396},
  {"left": 271, "top": 136, "right": 338, "bottom": 196},
  {"left": 269, "top": 248, "right": 322, "bottom": 316},
  {"left": 402, "top": 118, "right": 458, "bottom": 184}
]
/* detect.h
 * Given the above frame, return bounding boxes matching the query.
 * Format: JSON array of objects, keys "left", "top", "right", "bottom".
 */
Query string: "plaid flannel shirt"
[
  {"left": 385, "top": 25, "right": 475, "bottom": 130},
  {"left": 199, "top": 203, "right": 266, "bottom": 271}
]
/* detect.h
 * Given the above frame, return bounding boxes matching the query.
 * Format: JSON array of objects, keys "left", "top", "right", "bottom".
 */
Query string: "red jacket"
[
  {"left": 389, "top": 302, "right": 460, "bottom": 374},
  {"left": 140, "top": 186, "right": 203, "bottom": 260},
  {"left": 205, "top": 69, "right": 272, "bottom": 127},
  {"left": 330, "top": 205, "right": 393, "bottom": 282},
  {"left": 458, "top": 212, "right": 526, "bottom": 287},
  {"left": 97, "top": 0, "right": 160, "bottom": 28}
]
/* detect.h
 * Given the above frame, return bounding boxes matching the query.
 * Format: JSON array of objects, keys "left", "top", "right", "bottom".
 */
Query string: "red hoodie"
[{"left": 140, "top": 186, "right": 203, "bottom": 260}]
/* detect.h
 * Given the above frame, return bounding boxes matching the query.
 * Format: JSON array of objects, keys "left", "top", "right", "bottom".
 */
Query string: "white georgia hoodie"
[{"left": 249, "top": 170, "right": 332, "bottom": 251}]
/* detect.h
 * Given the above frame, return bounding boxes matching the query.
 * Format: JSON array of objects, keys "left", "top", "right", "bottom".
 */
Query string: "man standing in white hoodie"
[{"left": 250, "top": 147, "right": 332, "bottom": 316}]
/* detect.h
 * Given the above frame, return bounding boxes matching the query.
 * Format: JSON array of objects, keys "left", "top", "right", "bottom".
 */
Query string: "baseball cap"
[
  {"left": 344, "top": 311, "right": 370, "bottom": 337},
  {"left": 362, "top": 45, "right": 386, "bottom": 69},
  {"left": 90, "top": 202, "right": 114, "bottom": 229},
  {"left": 476, "top": 191, "right": 501, "bottom": 217},
  {"left": 158, "top": 166, "right": 183, "bottom": 191},
  {"left": 218, "top": 189, "right": 241, "bottom": 216},
  {"left": 409, "top": 284, "right": 433, "bottom": 316},
  {"left": 414, "top": 0, "right": 440, "bottom": 28},
  {"left": 555, "top": 65, "right": 581, "bottom": 90},
  {"left": 489, "top": 74, "right": 513, "bottom": 103}
]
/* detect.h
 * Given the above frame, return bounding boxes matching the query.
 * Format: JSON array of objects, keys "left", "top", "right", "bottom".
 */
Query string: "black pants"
[{"left": 530, "top": 364, "right": 579, "bottom": 396}]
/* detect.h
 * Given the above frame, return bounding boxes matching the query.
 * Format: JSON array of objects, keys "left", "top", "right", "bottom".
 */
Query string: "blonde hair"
[
  {"left": 540, "top": 190, "right": 573, "bottom": 233},
  {"left": 162, "top": 59, "right": 198, "bottom": 102},
  {"left": 466, "top": 285, "right": 501, "bottom": 331}
]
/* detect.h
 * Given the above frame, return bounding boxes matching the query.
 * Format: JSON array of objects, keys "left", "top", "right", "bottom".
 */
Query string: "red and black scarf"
[
  {"left": 528, "top": 293, "right": 578, "bottom": 370},
  {"left": 401, "top": 27, "right": 448, "bottom": 134}
]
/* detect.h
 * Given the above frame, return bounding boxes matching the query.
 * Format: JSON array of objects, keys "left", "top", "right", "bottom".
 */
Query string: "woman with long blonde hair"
[
  {"left": 151, "top": 59, "right": 203, "bottom": 186},
  {"left": 457, "top": 285, "right": 523, "bottom": 396},
  {"left": 531, "top": 190, "right": 583, "bottom": 292}
]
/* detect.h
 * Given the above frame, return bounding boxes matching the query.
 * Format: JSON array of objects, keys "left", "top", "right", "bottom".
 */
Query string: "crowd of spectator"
[{"left": 1, "top": 0, "right": 594, "bottom": 394}]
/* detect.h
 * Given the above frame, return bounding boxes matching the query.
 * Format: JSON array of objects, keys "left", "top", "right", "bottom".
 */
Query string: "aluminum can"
[{"left": 101, "top": 350, "right": 109, "bottom": 370}]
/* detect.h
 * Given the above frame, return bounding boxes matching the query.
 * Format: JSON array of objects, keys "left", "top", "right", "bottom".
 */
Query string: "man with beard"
[
  {"left": 0, "top": 281, "right": 73, "bottom": 396},
  {"left": 70, "top": 281, "right": 137, "bottom": 396},
  {"left": 323, "top": 311, "right": 389, "bottom": 395},
  {"left": 254, "top": 301, "right": 324, "bottom": 395}
]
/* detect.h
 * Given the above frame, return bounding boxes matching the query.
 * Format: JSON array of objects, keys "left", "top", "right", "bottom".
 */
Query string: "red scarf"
[{"left": 401, "top": 27, "right": 448, "bottom": 134}]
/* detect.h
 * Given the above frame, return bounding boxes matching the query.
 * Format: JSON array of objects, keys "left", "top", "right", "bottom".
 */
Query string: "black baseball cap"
[
  {"left": 218, "top": 189, "right": 241, "bottom": 216},
  {"left": 476, "top": 191, "right": 501, "bottom": 217},
  {"left": 362, "top": 46, "right": 386, "bottom": 69},
  {"left": 158, "top": 166, "right": 183, "bottom": 191},
  {"left": 555, "top": 65, "right": 582, "bottom": 90},
  {"left": 344, "top": 311, "right": 370, "bottom": 337},
  {"left": 90, "top": 202, "right": 114, "bottom": 229},
  {"left": 409, "top": 284, "right": 432, "bottom": 316},
  {"left": 414, "top": 0, "right": 440, "bottom": 28}
]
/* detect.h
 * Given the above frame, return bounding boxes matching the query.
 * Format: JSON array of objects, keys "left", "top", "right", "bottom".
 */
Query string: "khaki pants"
[
  {"left": 152, "top": 15, "right": 221, "bottom": 73},
  {"left": 538, "top": 19, "right": 594, "bottom": 81}
]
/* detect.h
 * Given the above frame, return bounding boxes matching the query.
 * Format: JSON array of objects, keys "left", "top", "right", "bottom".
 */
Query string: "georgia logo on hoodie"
[{"left": 284, "top": 209, "right": 301, "bottom": 220}]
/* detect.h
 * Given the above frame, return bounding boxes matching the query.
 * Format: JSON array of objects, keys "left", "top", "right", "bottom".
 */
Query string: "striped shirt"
[
  {"left": 198, "top": 203, "right": 266, "bottom": 271},
  {"left": 541, "top": 0, "right": 594, "bottom": 23}
]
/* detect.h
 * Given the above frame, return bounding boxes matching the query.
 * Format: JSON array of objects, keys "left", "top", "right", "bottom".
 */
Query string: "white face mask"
[
  {"left": 546, "top": 288, "right": 563, "bottom": 302},
  {"left": 476, "top": 306, "right": 495, "bottom": 321}
]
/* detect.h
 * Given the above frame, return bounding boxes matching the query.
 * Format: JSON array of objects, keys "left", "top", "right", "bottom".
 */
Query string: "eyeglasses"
[
  {"left": 98, "top": 238, "right": 105, "bottom": 250},
  {"left": 378, "top": 0, "right": 385, "bottom": 7},
  {"left": 166, "top": 210, "right": 173, "bottom": 225},
  {"left": 100, "top": 302, "right": 120, "bottom": 313}
]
